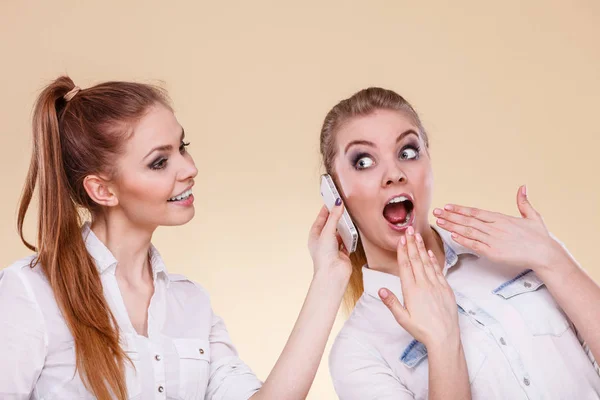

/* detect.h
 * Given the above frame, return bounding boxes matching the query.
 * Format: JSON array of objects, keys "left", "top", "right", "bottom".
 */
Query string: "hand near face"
[
  {"left": 379, "top": 227, "right": 460, "bottom": 348},
  {"left": 308, "top": 202, "right": 352, "bottom": 280},
  {"left": 433, "top": 186, "right": 572, "bottom": 274}
]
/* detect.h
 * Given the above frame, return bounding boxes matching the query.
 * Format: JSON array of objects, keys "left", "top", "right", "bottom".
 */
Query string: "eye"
[
  {"left": 353, "top": 154, "right": 375, "bottom": 170},
  {"left": 180, "top": 141, "right": 190, "bottom": 153},
  {"left": 151, "top": 158, "right": 167, "bottom": 170},
  {"left": 399, "top": 145, "right": 420, "bottom": 160}
]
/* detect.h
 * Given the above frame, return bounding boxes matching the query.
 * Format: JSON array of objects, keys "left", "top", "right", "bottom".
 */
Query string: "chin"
[{"left": 161, "top": 210, "right": 196, "bottom": 227}]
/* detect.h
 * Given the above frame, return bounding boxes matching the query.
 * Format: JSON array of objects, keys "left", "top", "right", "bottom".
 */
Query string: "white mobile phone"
[{"left": 320, "top": 174, "right": 359, "bottom": 254}]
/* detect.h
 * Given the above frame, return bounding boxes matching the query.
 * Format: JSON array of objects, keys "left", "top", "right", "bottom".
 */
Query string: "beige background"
[{"left": 1, "top": 1, "right": 599, "bottom": 398}]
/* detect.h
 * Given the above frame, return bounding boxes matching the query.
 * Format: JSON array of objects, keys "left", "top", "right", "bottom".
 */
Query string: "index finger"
[
  {"left": 442, "top": 204, "right": 498, "bottom": 223},
  {"left": 397, "top": 235, "right": 415, "bottom": 288}
]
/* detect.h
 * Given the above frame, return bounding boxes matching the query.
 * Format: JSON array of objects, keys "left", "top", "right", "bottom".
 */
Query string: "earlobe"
[{"left": 83, "top": 175, "right": 119, "bottom": 207}]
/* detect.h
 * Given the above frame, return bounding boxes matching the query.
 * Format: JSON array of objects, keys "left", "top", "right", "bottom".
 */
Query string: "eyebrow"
[
  {"left": 144, "top": 128, "right": 185, "bottom": 160},
  {"left": 344, "top": 129, "right": 419, "bottom": 154}
]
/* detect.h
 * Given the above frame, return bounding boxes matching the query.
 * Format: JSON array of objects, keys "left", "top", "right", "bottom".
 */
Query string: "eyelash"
[
  {"left": 150, "top": 141, "right": 191, "bottom": 170},
  {"left": 351, "top": 143, "right": 421, "bottom": 170},
  {"left": 399, "top": 143, "right": 421, "bottom": 160}
]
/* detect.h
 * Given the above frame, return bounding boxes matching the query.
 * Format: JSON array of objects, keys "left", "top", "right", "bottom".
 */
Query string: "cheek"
[
  {"left": 412, "top": 163, "right": 434, "bottom": 203},
  {"left": 336, "top": 170, "right": 380, "bottom": 219},
  {"left": 119, "top": 173, "right": 173, "bottom": 204}
]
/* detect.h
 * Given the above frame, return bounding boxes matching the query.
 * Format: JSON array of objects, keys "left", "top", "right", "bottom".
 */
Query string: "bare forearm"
[
  {"left": 538, "top": 256, "right": 600, "bottom": 365},
  {"left": 427, "top": 339, "right": 472, "bottom": 400},
  {"left": 251, "top": 269, "right": 349, "bottom": 400}
]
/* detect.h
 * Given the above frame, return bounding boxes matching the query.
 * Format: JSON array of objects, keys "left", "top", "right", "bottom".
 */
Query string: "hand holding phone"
[{"left": 320, "top": 174, "right": 359, "bottom": 254}]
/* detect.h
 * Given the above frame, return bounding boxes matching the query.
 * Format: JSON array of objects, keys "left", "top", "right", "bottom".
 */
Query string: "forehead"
[
  {"left": 336, "top": 109, "right": 420, "bottom": 147},
  {"left": 124, "top": 104, "right": 180, "bottom": 153}
]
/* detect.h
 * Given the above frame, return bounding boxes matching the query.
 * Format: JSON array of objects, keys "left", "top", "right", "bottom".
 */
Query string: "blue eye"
[
  {"left": 354, "top": 155, "right": 375, "bottom": 170},
  {"left": 399, "top": 145, "right": 420, "bottom": 160}
]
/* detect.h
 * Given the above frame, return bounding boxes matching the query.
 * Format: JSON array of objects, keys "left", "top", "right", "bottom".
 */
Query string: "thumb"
[
  {"left": 517, "top": 185, "right": 540, "bottom": 220},
  {"left": 379, "top": 288, "right": 410, "bottom": 328}
]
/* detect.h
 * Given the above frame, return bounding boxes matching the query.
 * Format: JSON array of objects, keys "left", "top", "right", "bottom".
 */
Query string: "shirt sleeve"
[
  {"left": 329, "top": 333, "right": 415, "bottom": 400},
  {"left": 0, "top": 267, "right": 47, "bottom": 399},
  {"left": 205, "top": 311, "right": 262, "bottom": 400},
  {"left": 574, "top": 325, "right": 600, "bottom": 376}
]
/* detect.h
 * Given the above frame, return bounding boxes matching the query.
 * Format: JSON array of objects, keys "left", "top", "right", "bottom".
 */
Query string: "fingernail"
[
  {"left": 451, "top": 232, "right": 458, "bottom": 239},
  {"left": 379, "top": 288, "right": 389, "bottom": 299},
  {"left": 433, "top": 208, "right": 442, "bottom": 216},
  {"left": 335, "top": 198, "right": 342, "bottom": 206},
  {"left": 437, "top": 218, "right": 445, "bottom": 225},
  {"left": 428, "top": 249, "right": 434, "bottom": 258},
  {"left": 444, "top": 205, "right": 453, "bottom": 211},
  {"left": 407, "top": 226, "right": 414, "bottom": 235},
  {"left": 400, "top": 236, "right": 406, "bottom": 246},
  {"left": 522, "top": 185, "right": 527, "bottom": 196},
  {"left": 415, "top": 233, "right": 423, "bottom": 243}
]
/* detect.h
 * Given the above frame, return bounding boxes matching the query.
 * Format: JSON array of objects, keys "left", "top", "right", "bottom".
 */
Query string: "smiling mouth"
[
  {"left": 383, "top": 195, "right": 414, "bottom": 228},
  {"left": 168, "top": 188, "right": 193, "bottom": 202}
]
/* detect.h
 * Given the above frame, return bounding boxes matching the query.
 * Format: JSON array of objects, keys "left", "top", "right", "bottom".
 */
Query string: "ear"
[{"left": 83, "top": 175, "right": 119, "bottom": 207}]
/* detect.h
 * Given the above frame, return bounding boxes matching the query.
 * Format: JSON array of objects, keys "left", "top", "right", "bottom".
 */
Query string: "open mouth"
[
  {"left": 168, "top": 188, "right": 193, "bottom": 202},
  {"left": 383, "top": 194, "right": 414, "bottom": 229}
]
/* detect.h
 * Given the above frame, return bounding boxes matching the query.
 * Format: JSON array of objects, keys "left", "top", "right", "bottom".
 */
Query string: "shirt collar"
[
  {"left": 82, "top": 222, "right": 169, "bottom": 285},
  {"left": 363, "top": 225, "right": 478, "bottom": 302}
]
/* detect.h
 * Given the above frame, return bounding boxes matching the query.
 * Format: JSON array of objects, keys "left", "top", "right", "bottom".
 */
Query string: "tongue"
[{"left": 383, "top": 202, "right": 408, "bottom": 224}]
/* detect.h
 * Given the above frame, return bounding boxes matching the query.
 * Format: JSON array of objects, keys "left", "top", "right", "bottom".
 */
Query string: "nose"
[
  {"left": 382, "top": 165, "right": 406, "bottom": 187},
  {"left": 179, "top": 154, "right": 198, "bottom": 182}
]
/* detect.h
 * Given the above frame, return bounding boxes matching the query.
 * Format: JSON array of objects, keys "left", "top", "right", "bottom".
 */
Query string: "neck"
[
  {"left": 90, "top": 211, "right": 155, "bottom": 284},
  {"left": 363, "top": 225, "right": 446, "bottom": 276}
]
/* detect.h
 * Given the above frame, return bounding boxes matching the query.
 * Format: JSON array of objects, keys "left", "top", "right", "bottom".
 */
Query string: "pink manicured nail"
[
  {"left": 433, "top": 208, "right": 442, "bottom": 216},
  {"left": 415, "top": 233, "right": 423, "bottom": 243},
  {"left": 379, "top": 288, "right": 389, "bottom": 299},
  {"left": 522, "top": 185, "right": 527, "bottom": 196},
  {"left": 437, "top": 218, "right": 445, "bottom": 225},
  {"left": 451, "top": 232, "right": 458, "bottom": 239},
  {"left": 407, "top": 226, "right": 415, "bottom": 235},
  {"left": 444, "top": 205, "right": 454, "bottom": 211},
  {"left": 428, "top": 249, "right": 434, "bottom": 258},
  {"left": 401, "top": 236, "right": 407, "bottom": 246}
]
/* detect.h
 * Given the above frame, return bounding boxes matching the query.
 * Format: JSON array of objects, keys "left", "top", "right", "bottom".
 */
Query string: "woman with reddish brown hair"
[{"left": 0, "top": 76, "right": 352, "bottom": 399}]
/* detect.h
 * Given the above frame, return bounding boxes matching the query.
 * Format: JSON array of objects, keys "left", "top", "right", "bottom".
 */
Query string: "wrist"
[
  {"left": 535, "top": 241, "right": 579, "bottom": 280},
  {"left": 313, "top": 264, "right": 351, "bottom": 285},
  {"left": 426, "top": 334, "right": 463, "bottom": 359}
]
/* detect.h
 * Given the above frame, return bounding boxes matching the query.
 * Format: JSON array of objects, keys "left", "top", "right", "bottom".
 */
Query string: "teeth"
[
  {"left": 169, "top": 189, "right": 192, "bottom": 202},
  {"left": 388, "top": 195, "right": 410, "bottom": 204}
]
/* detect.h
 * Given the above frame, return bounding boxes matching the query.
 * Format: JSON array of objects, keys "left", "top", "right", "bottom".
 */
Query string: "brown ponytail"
[
  {"left": 319, "top": 87, "right": 429, "bottom": 312},
  {"left": 18, "top": 76, "right": 170, "bottom": 399}
]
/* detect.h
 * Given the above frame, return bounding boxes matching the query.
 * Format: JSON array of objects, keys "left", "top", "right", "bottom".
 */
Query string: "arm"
[
  {"left": 0, "top": 267, "right": 47, "bottom": 399},
  {"left": 531, "top": 244, "right": 600, "bottom": 371},
  {"left": 434, "top": 185, "right": 600, "bottom": 367},
  {"left": 379, "top": 228, "right": 471, "bottom": 400},
  {"left": 250, "top": 204, "right": 351, "bottom": 400}
]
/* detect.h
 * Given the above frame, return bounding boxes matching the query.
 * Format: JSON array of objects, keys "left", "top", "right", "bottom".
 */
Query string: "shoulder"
[
  {"left": 1, "top": 255, "right": 48, "bottom": 294},
  {"left": 0, "top": 255, "right": 50, "bottom": 336}
]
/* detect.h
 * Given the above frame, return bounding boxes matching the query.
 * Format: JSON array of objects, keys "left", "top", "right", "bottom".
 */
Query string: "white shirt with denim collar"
[
  {"left": 329, "top": 226, "right": 600, "bottom": 400},
  {"left": 0, "top": 223, "right": 262, "bottom": 400}
]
